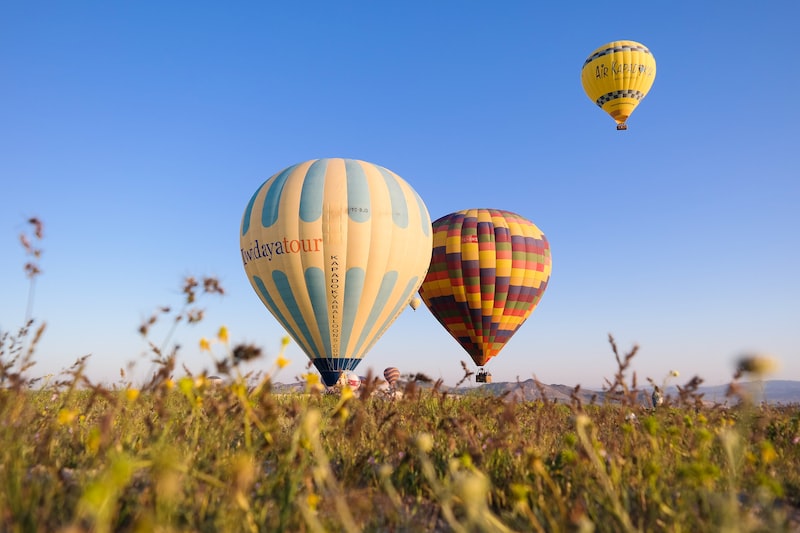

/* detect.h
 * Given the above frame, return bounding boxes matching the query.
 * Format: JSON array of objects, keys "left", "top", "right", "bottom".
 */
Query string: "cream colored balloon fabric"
[{"left": 241, "top": 158, "right": 432, "bottom": 386}]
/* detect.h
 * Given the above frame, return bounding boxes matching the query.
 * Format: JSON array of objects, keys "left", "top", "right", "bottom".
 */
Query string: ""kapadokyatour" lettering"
[{"left": 240, "top": 237, "right": 323, "bottom": 265}]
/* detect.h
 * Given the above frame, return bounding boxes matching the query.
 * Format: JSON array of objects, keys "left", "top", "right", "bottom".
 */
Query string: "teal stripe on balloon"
[
  {"left": 272, "top": 270, "right": 321, "bottom": 358},
  {"left": 261, "top": 164, "right": 298, "bottom": 228},
  {"left": 253, "top": 275, "right": 313, "bottom": 357},
  {"left": 300, "top": 159, "right": 327, "bottom": 223},
  {"left": 364, "top": 276, "right": 420, "bottom": 355},
  {"left": 344, "top": 159, "right": 370, "bottom": 223},
  {"left": 241, "top": 182, "right": 267, "bottom": 236},
  {"left": 375, "top": 165, "right": 408, "bottom": 228},
  {"left": 305, "top": 267, "right": 331, "bottom": 358},
  {"left": 412, "top": 190, "right": 431, "bottom": 237},
  {"left": 353, "top": 271, "right": 398, "bottom": 358},
  {"left": 340, "top": 267, "right": 365, "bottom": 357},
  {"left": 376, "top": 166, "right": 408, "bottom": 228}
]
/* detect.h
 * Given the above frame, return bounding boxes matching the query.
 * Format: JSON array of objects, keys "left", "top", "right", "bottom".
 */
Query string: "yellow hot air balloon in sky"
[
  {"left": 240, "top": 158, "right": 432, "bottom": 387},
  {"left": 581, "top": 40, "right": 656, "bottom": 130}
]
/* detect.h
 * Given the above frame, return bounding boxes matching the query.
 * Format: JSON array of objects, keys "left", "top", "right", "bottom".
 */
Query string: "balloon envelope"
[
  {"left": 581, "top": 40, "right": 656, "bottom": 130},
  {"left": 346, "top": 372, "right": 361, "bottom": 390},
  {"left": 418, "top": 209, "right": 551, "bottom": 367},
  {"left": 383, "top": 366, "right": 400, "bottom": 387},
  {"left": 241, "top": 158, "right": 432, "bottom": 386}
]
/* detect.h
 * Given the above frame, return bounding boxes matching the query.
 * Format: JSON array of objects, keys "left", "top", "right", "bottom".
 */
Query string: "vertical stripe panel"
[
  {"left": 345, "top": 159, "right": 371, "bottom": 223},
  {"left": 299, "top": 159, "right": 328, "bottom": 223}
]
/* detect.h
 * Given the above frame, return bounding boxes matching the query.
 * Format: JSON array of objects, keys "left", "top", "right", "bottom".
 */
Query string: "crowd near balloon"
[{"left": 240, "top": 40, "right": 654, "bottom": 388}]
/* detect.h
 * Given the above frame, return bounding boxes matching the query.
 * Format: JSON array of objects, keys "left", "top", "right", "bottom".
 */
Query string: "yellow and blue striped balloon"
[{"left": 241, "top": 158, "right": 432, "bottom": 386}]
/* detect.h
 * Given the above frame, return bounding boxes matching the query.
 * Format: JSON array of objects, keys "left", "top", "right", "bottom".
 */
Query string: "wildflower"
[
  {"left": 217, "top": 325, "right": 229, "bottom": 344},
  {"left": 453, "top": 470, "right": 490, "bottom": 510},
  {"left": 736, "top": 354, "right": 779, "bottom": 377},
  {"left": 125, "top": 388, "right": 140, "bottom": 402},
  {"left": 307, "top": 492, "right": 321, "bottom": 511},
  {"left": 281, "top": 336, "right": 290, "bottom": 348},
  {"left": 276, "top": 354, "right": 289, "bottom": 369},
  {"left": 378, "top": 464, "right": 393, "bottom": 478},
  {"left": 199, "top": 337, "right": 211, "bottom": 351},
  {"left": 164, "top": 378, "right": 175, "bottom": 390},
  {"left": 574, "top": 414, "right": 591, "bottom": 430},
  {"left": 340, "top": 385, "right": 354, "bottom": 401},
  {"left": 178, "top": 376, "right": 194, "bottom": 396},
  {"left": 57, "top": 408, "right": 78, "bottom": 425},
  {"left": 760, "top": 441, "right": 778, "bottom": 465},
  {"left": 415, "top": 432, "right": 434, "bottom": 453},
  {"left": 671, "top": 370, "right": 680, "bottom": 377},
  {"left": 304, "top": 373, "right": 320, "bottom": 387}
]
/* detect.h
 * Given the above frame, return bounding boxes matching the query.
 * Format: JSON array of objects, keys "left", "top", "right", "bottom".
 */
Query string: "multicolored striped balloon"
[
  {"left": 418, "top": 209, "right": 551, "bottom": 368},
  {"left": 383, "top": 366, "right": 400, "bottom": 387},
  {"left": 240, "top": 158, "right": 432, "bottom": 386}
]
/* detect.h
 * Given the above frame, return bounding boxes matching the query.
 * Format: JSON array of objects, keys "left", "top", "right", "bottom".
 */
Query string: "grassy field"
[
  {"left": 3, "top": 336, "right": 800, "bottom": 532},
  {"left": 2, "top": 219, "right": 799, "bottom": 532}
]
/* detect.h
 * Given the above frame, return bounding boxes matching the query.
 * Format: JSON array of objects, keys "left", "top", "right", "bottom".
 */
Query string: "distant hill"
[
  {"left": 460, "top": 379, "right": 800, "bottom": 406},
  {"left": 272, "top": 379, "right": 800, "bottom": 405}
]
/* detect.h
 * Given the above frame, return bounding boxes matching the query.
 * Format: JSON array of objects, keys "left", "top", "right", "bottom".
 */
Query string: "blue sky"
[{"left": 1, "top": 2, "right": 798, "bottom": 389}]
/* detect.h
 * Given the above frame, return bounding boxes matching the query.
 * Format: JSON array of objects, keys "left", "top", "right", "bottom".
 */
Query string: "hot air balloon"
[
  {"left": 241, "top": 158, "right": 432, "bottom": 387},
  {"left": 408, "top": 296, "right": 421, "bottom": 311},
  {"left": 418, "top": 209, "right": 551, "bottom": 382},
  {"left": 383, "top": 366, "right": 400, "bottom": 388},
  {"left": 346, "top": 372, "right": 361, "bottom": 390},
  {"left": 581, "top": 40, "right": 656, "bottom": 130}
]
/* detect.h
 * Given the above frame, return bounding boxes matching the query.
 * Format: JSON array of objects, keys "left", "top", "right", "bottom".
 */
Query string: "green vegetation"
[{"left": 2, "top": 219, "right": 799, "bottom": 532}]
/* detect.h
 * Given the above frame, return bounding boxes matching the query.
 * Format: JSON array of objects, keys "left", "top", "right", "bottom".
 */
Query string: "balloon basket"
[
  {"left": 616, "top": 123, "right": 628, "bottom": 131},
  {"left": 475, "top": 370, "right": 492, "bottom": 383}
]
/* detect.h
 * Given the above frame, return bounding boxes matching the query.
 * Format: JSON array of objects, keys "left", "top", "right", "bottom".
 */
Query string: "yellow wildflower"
[
  {"left": 178, "top": 376, "right": 194, "bottom": 396},
  {"left": 307, "top": 492, "right": 321, "bottom": 511},
  {"left": 199, "top": 337, "right": 211, "bottom": 351},
  {"left": 218, "top": 325, "right": 229, "bottom": 343},
  {"left": 340, "top": 385, "right": 354, "bottom": 401},
  {"left": 737, "top": 354, "right": 779, "bottom": 377},
  {"left": 415, "top": 432, "right": 434, "bottom": 453},
  {"left": 281, "top": 336, "right": 291, "bottom": 348},
  {"left": 760, "top": 441, "right": 778, "bottom": 465},
  {"left": 57, "top": 408, "right": 78, "bottom": 425},
  {"left": 125, "top": 388, "right": 140, "bottom": 402},
  {"left": 276, "top": 354, "right": 289, "bottom": 369}
]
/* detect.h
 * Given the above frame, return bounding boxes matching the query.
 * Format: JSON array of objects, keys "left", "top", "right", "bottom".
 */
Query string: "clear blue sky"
[{"left": 2, "top": 2, "right": 798, "bottom": 389}]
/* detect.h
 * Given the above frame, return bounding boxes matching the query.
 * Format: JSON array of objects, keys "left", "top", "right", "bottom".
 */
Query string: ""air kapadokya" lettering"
[
  {"left": 241, "top": 237, "right": 323, "bottom": 265},
  {"left": 594, "top": 61, "right": 654, "bottom": 79}
]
